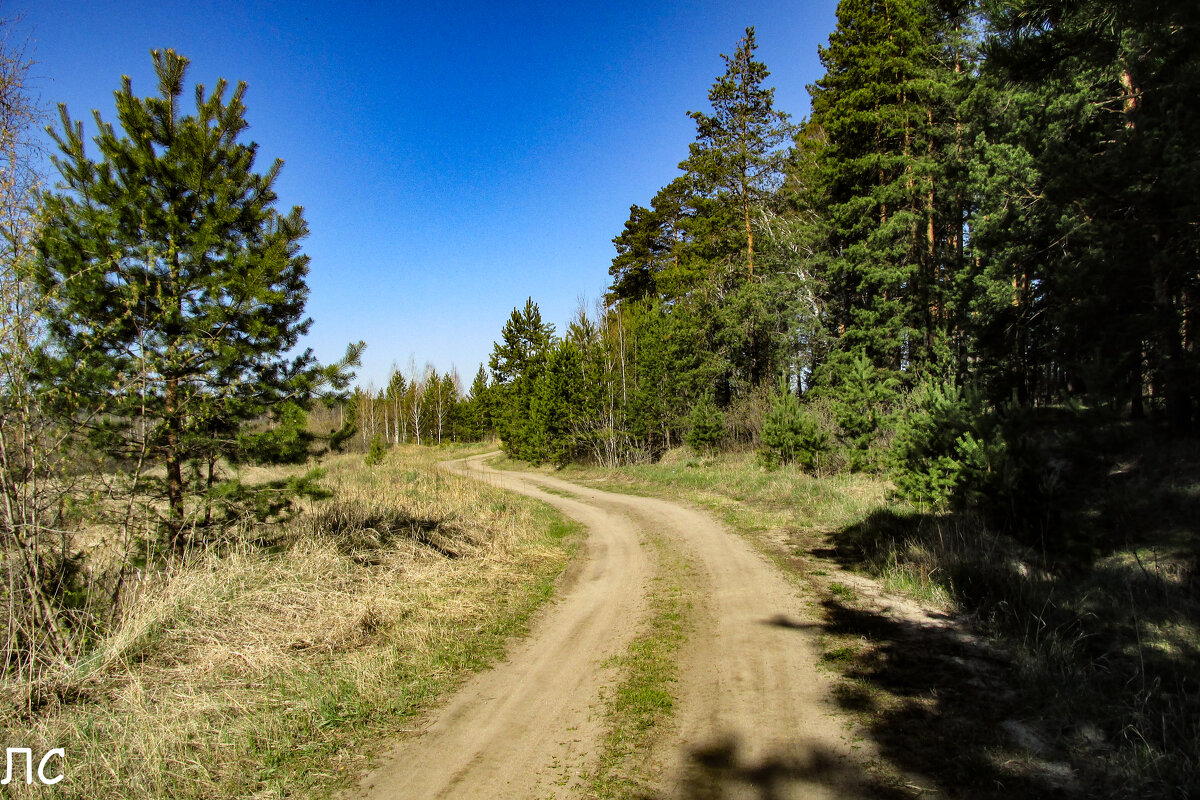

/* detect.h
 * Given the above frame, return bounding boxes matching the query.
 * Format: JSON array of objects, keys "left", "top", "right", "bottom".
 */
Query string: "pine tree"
[
  {"left": 760, "top": 377, "right": 829, "bottom": 470},
  {"left": 531, "top": 340, "right": 586, "bottom": 466},
  {"left": 489, "top": 298, "right": 555, "bottom": 460},
  {"left": 463, "top": 363, "right": 492, "bottom": 441},
  {"left": 686, "top": 393, "right": 725, "bottom": 455},
  {"left": 607, "top": 204, "right": 668, "bottom": 305},
  {"left": 810, "top": 0, "right": 966, "bottom": 375},
  {"left": 682, "top": 27, "right": 792, "bottom": 282},
  {"left": 34, "top": 50, "right": 359, "bottom": 545},
  {"left": 979, "top": 0, "right": 1199, "bottom": 429}
]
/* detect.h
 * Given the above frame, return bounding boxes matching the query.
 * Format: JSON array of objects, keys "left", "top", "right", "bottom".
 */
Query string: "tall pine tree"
[
  {"left": 810, "top": 0, "right": 966, "bottom": 375},
  {"left": 682, "top": 26, "right": 792, "bottom": 283}
]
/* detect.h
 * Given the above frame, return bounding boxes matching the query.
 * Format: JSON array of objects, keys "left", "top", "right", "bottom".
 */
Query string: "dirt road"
[{"left": 349, "top": 454, "right": 872, "bottom": 800}]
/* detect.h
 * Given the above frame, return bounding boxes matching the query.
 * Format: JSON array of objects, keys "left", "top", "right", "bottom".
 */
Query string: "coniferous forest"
[{"left": 462, "top": 3, "right": 1198, "bottom": 532}]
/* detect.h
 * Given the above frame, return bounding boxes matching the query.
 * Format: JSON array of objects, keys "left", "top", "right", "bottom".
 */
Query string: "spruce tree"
[
  {"left": 34, "top": 50, "right": 358, "bottom": 545},
  {"left": 760, "top": 377, "right": 829, "bottom": 470}
]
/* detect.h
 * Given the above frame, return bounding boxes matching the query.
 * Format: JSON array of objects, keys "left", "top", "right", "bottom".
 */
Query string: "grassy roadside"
[
  {"left": 490, "top": 449, "right": 887, "bottom": 598},
  {"left": 1, "top": 444, "right": 580, "bottom": 799},
  {"left": 587, "top": 530, "right": 693, "bottom": 800},
  {"left": 496, "top": 446, "right": 1200, "bottom": 799}
]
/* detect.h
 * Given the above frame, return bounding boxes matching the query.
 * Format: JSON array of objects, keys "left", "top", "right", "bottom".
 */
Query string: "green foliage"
[
  {"left": 888, "top": 377, "right": 986, "bottom": 507},
  {"left": 686, "top": 394, "right": 724, "bottom": 455},
  {"left": 818, "top": 352, "right": 899, "bottom": 471},
  {"left": 760, "top": 379, "right": 829, "bottom": 470},
  {"left": 327, "top": 419, "right": 356, "bottom": 453},
  {"left": 607, "top": 203, "right": 671, "bottom": 305},
  {"left": 33, "top": 50, "right": 359, "bottom": 543},
  {"left": 208, "top": 468, "right": 330, "bottom": 525},
  {"left": 682, "top": 26, "right": 792, "bottom": 281},
  {"left": 886, "top": 377, "right": 1095, "bottom": 544},
  {"left": 452, "top": 364, "right": 491, "bottom": 442},
  {"left": 364, "top": 435, "right": 386, "bottom": 467},
  {"left": 238, "top": 402, "right": 313, "bottom": 465},
  {"left": 489, "top": 298, "right": 554, "bottom": 461},
  {"left": 530, "top": 341, "right": 587, "bottom": 467}
]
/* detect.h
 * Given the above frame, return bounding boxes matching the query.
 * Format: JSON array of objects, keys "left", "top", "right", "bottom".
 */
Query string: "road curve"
[{"left": 349, "top": 454, "right": 872, "bottom": 800}]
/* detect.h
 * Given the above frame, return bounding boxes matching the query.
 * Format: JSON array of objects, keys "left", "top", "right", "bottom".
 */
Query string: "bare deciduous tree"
[{"left": 0, "top": 23, "right": 81, "bottom": 678}]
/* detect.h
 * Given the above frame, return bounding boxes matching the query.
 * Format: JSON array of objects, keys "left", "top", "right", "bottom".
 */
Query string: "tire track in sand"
[{"left": 349, "top": 454, "right": 875, "bottom": 800}]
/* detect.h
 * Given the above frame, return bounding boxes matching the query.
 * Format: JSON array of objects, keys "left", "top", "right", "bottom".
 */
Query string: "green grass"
[
  {"left": 589, "top": 533, "right": 694, "bottom": 799},
  {"left": 829, "top": 581, "right": 855, "bottom": 600}
]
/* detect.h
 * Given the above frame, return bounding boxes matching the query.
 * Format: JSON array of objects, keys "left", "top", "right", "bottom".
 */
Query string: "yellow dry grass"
[{"left": 0, "top": 445, "right": 577, "bottom": 799}]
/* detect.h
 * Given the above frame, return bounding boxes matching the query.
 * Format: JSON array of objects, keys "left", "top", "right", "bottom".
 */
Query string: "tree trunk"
[
  {"left": 164, "top": 376, "right": 185, "bottom": 547},
  {"left": 744, "top": 199, "right": 755, "bottom": 280}
]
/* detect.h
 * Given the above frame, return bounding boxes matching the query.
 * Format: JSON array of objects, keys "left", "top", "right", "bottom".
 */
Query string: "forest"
[
  {"left": 461, "top": 1, "right": 1198, "bottom": 523},
  {"left": 0, "top": 0, "right": 1197, "bottom": 797}
]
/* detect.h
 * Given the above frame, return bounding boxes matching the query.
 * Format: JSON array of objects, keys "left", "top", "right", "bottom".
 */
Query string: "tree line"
[
  {"left": 347, "top": 362, "right": 493, "bottom": 454},
  {"left": 478, "top": 1, "right": 1198, "bottom": 528}
]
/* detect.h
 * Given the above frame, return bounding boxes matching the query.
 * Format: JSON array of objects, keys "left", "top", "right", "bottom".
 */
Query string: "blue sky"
[{"left": 21, "top": 0, "right": 839, "bottom": 389}]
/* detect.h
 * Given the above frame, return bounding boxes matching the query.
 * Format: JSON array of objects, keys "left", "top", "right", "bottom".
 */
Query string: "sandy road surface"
[{"left": 349, "top": 454, "right": 872, "bottom": 800}]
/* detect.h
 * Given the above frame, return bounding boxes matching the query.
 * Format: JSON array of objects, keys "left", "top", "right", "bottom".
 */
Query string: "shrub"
[
  {"left": 686, "top": 394, "right": 724, "bottom": 455},
  {"left": 760, "top": 379, "right": 830, "bottom": 470},
  {"left": 364, "top": 434, "right": 387, "bottom": 467}
]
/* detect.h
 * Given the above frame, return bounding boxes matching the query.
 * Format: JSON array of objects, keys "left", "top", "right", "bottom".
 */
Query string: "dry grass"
[{"left": 0, "top": 444, "right": 578, "bottom": 799}]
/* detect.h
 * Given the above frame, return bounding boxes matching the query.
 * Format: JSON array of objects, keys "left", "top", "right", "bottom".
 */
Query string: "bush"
[
  {"left": 725, "top": 383, "right": 773, "bottom": 447},
  {"left": 760, "top": 379, "right": 830, "bottom": 470},
  {"left": 686, "top": 394, "right": 724, "bottom": 455},
  {"left": 364, "top": 434, "right": 387, "bottom": 467},
  {"left": 888, "top": 377, "right": 982, "bottom": 507}
]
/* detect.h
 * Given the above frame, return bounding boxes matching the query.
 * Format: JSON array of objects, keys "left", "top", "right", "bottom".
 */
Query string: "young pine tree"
[
  {"left": 686, "top": 393, "right": 725, "bottom": 455},
  {"left": 489, "top": 298, "right": 555, "bottom": 461},
  {"left": 761, "top": 377, "right": 829, "bottom": 470},
  {"left": 34, "top": 50, "right": 359, "bottom": 546}
]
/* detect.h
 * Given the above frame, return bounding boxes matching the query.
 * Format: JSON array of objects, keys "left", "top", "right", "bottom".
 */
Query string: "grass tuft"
[{"left": 589, "top": 533, "right": 693, "bottom": 799}]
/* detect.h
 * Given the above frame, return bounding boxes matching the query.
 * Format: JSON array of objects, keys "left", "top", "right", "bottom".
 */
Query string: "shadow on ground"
[
  {"left": 635, "top": 734, "right": 911, "bottom": 800},
  {"left": 798, "top": 427, "right": 1200, "bottom": 799},
  {"left": 818, "top": 595, "right": 1083, "bottom": 799}
]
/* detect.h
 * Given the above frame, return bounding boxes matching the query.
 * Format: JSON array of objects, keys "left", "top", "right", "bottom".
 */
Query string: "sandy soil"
[{"left": 347, "top": 454, "right": 874, "bottom": 800}]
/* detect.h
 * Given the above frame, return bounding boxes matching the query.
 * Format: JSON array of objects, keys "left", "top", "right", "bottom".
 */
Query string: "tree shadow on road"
[{"left": 635, "top": 733, "right": 910, "bottom": 800}]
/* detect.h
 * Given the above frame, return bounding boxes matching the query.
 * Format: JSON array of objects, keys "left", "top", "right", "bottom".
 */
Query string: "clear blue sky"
[{"left": 21, "top": 0, "right": 839, "bottom": 389}]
